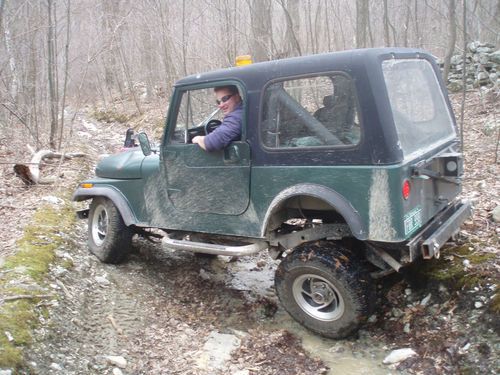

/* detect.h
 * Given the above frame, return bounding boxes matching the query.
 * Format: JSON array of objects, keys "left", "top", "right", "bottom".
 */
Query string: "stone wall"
[{"left": 444, "top": 41, "right": 500, "bottom": 92}]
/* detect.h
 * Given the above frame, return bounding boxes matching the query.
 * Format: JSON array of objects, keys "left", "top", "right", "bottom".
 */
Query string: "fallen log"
[{"left": 13, "top": 149, "right": 86, "bottom": 185}]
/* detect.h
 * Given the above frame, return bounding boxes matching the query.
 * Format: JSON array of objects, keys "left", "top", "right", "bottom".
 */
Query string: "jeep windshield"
[{"left": 382, "top": 59, "right": 456, "bottom": 160}]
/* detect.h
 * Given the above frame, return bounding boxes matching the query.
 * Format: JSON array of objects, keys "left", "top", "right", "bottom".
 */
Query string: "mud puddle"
[{"left": 201, "top": 253, "right": 392, "bottom": 374}]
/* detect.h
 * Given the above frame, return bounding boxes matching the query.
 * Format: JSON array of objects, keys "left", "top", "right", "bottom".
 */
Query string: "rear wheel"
[
  {"left": 88, "top": 197, "right": 133, "bottom": 264},
  {"left": 275, "top": 241, "right": 375, "bottom": 339}
]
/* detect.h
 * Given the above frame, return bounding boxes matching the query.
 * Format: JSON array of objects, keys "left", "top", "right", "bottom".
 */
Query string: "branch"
[{"left": 13, "top": 148, "right": 86, "bottom": 185}]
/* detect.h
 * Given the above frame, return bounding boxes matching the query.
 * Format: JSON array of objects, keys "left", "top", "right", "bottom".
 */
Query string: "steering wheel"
[{"left": 205, "top": 119, "right": 222, "bottom": 135}]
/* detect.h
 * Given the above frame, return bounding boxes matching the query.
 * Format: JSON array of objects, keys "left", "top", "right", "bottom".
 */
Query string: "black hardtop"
[
  {"left": 172, "top": 47, "right": 450, "bottom": 166},
  {"left": 175, "top": 47, "right": 430, "bottom": 90}
]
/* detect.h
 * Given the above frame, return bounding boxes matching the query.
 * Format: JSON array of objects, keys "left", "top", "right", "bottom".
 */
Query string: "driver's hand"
[{"left": 192, "top": 136, "right": 207, "bottom": 150}]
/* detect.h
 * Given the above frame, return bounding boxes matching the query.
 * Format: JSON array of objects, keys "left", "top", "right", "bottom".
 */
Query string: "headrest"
[{"left": 323, "top": 95, "right": 335, "bottom": 108}]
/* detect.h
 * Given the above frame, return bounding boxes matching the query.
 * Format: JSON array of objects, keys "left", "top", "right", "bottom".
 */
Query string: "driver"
[{"left": 192, "top": 85, "right": 243, "bottom": 151}]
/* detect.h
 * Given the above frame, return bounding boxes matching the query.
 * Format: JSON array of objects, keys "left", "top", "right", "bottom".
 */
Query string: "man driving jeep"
[{"left": 192, "top": 85, "right": 243, "bottom": 151}]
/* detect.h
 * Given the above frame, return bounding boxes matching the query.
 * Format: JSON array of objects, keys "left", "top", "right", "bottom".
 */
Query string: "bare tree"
[
  {"left": 248, "top": 0, "right": 273, "bottom": 62},
  {"left": 278, "top": 0, "right": 302, "bottom": 57},
  {"left": 443, "top": 0, "right": 457, "bottom": 83},
  {"left": 356, "top": 0, "right": 369, "bottom": 48},
  {"left": 47, "top": 0, "right": 59, "bottom": 149}
]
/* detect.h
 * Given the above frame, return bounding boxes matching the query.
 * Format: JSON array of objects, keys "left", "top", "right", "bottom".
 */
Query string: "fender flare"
[
  {"left": 261, "top": 183, "right": 368, "bottom": 240},
  {"left": 72, "top": 186, "right": 138, "bottom": 226}
]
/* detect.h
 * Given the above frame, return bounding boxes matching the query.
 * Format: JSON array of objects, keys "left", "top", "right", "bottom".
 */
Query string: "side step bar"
[{"left": 162, "top": 237, "right": 269, "bottom": 256}]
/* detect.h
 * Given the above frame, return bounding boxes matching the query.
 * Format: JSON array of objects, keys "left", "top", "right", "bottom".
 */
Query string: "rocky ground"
[{"left": 0, "top": 88, "right": 498, "bottom": 374}]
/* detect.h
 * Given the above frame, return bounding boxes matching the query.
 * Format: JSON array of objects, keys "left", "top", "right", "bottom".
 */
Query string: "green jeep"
[{"left": 73, "top": 48, "right": 471, "bottom": 339}]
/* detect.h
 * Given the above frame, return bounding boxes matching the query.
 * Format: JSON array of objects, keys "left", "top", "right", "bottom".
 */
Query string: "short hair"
[{"left": 214, "top": 85, "right": 239, "bottom": 95}]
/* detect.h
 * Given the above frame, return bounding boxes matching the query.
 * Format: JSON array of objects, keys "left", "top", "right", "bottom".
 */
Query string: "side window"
[
  {"left": 170, "top": 87, "right": 225, "bottom": 144},
  {"left": 261, "top": 74, "right": 360, "bottom": 149}
]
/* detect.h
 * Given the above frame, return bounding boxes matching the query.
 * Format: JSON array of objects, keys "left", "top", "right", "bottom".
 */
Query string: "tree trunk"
[
  {"left": 383, "top": 0, "right": 390, "bottom": 46},
  {"left": 47, "top": 0, "right": 58, "bottom": 150},
  {"left": 58, "top": 0, "right": 71, "bottom": 150},
  {"left": 249, "top": 0, "right": 273, "bottom": 62},
  {"left": 443, "top": 0, "right": 457, "bottom": 83},
  {"left": 356, "top": 0, "right": 369, "bottom": 48},
  {"left": 279, "top": 0, "right": 301, "bottom": 57}
]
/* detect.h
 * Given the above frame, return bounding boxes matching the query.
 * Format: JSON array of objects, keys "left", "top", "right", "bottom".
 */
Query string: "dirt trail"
[
  {"left": 23, "top": 218, "right": 392, "bottom": 374},
  {"left": 3, "top": 94, "right": 499, "bottom": 374}
]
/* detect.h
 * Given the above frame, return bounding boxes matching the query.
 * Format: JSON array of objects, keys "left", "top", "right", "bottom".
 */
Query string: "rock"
[
  {"left": 403, "top": 323, "right": 411, "bottom": 333},
  {"left": 383, "top": 348, "right": 418, "bottom": 364},
  {"left": 52, "top": 265, "right": 68, "bottom": 277},
  {"left": 196, "top": 331, "right": 241, "bottom": 370},
  {"left": 476, "top": 71, "right": 490, "bottom": 85},
  {"left": 489, "top": 50, "right": 500, "bottom": 64},
  {"left": 42, "top": 196, "right": 64, "bottom": 205},
  {"left": 112, "top": 368, "right": 124, "bottom": 375},
  {"left": 232, "top": 370, "right": 250, "bottom": 375},
  {"left": 420, "top": 293, "right": 432, "bottom": 306},
  {"left": 106, "top": 356, "right": 127, "bottom": 368},
  {"left": 404, "top": 288, "right": 412, "bottom": 296},
  {"left": 458, "top": 342, "right": 471, "bottom": 354},
  {"left": 447, "top": 80, "right": 463, "bottom": 92},
  {"left": 391, "top": 308, "right": 404, "bottom": 318},
  {"left": 492, "top": 206, "right": 500, "bottom": 223},
  {"left": 4, "top": 331, "right": 14, "bottom": 342},
  {"left": 450, "top": 55, "right": 463, "bottom": 65},
  {"left": 49, "top": 363, "right": 63, "bottom": 371},
  {"left": 0, "top": 370, "right": 13, "bottom": 375},
  {"left": 475, "top": 301, "right": 483, "bottom": 309},
  {"left": 199, "top": 268, "right": 211, "bottom": 280},
  {"left": 463, "top": 259, "right": 471, "bottom": 269},
  {"left": 367, "top": 314, "right": 378, "bottom": 323},
  {"left": 95, "top": 275, "right": 111, "bottom": 286},
  {"left": 468, "top": 41, "right": 480, "bottom": 52},
  {"left": 477, "top": 46, "right": 493, "bottom": 54}
]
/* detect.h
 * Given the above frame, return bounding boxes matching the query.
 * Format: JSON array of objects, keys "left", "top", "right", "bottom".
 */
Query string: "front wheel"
[
  {"left": 274, "top": 241, "right": 375, "bottom": 339},
  {"left": 88, "top": 197, "right": 133, "bottom": 264}
]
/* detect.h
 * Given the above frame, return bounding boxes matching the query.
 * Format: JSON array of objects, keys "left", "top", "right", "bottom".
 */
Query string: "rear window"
[{"left": 382, "top": 59, "right": 456, "bottom": 158}]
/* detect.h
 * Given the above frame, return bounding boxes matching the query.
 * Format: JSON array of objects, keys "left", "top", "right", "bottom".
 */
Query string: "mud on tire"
[
  {"left": 88, "top": 197, "right": 133, "bottom": 264},
  {"left": 275, "top": 241, "right": 375, "bottom": 339}
]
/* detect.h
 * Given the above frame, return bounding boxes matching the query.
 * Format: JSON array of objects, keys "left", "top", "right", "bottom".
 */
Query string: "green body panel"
[
  {"left": 162, "top": 141, "right": 250, "bottom": 215},
  {"left": 83, "top": 148, "right": 458, "bottom": 242},
  {"left": 95, "top": 149, "right": 145, "bottom": 179}
]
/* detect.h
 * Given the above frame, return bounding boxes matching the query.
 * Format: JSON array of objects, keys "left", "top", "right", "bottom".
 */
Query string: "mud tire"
[
  {"left": 275, "top": 241, "right": 375, "bottom": 339},
  {"left": 88, "top": 197, "right": 133, "bottom": 264}
]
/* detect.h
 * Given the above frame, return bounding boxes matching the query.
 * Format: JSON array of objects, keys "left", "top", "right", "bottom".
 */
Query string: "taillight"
[{"left": 402, "top": 179, "right": 411, "bottom": 200}]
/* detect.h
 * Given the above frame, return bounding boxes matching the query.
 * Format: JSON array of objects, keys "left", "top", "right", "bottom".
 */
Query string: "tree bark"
[
  {"left": 279, "top": 0, "right": 301, "bottom": 57},
  {"left": 248, "top": 0, "right": 272, "bottom": 62},
  {"left": 383, "top": 0, "right": 390, "bottom": 46},
  {"left": 47, "top": 0, "right": 58, "bottom": 150},
  {"left": 58, "top": 0, "right": 71, "bottom": 150},
  {"left": 356, "top": 0, "right": 369, "bottom": 48},
  {"left": 443, "top": 0, "right": 457, "bottom": 83}
]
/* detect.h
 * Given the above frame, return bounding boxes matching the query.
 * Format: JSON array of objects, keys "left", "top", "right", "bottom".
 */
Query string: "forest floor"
[{"left": 0, "top": 89, "right": 498, "bottom": 374}]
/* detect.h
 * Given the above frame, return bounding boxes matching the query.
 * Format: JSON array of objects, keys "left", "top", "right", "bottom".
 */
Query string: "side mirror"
[{"left": 137, "top": 132, "right": 152, "bottom": 156}]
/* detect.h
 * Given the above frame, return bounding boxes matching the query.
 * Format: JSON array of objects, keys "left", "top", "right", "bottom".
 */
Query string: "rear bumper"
[{"left": 407, "top": 200, "right": 472, "bottom": 260}]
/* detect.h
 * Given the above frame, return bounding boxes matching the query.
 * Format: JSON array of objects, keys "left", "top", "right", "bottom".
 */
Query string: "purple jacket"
[{"left": 204, "top": 103, "right": 243, "bottom": 152}]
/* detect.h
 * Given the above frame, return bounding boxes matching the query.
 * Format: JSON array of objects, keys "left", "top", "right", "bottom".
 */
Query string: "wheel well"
[{"left": 265, "top": 195, "right": 348, "bottom": 235}]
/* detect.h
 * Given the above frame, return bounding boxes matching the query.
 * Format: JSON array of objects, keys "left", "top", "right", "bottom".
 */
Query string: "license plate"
[{"left": 404, "top": 206, "right": 422, "bottom": 236}]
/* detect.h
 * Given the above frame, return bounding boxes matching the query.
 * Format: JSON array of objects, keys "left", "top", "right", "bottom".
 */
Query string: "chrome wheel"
[
  {"left": 91, "top": 203, "right": 108, "bottom": 246},
  {"left": 292, "top": 274, "right": 345, "bottom": 321}
]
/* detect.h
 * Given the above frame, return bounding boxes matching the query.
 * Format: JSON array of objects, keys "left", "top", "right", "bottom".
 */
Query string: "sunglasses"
[{"left": 216, "top": 94, "right": 233, "bottom": 105}]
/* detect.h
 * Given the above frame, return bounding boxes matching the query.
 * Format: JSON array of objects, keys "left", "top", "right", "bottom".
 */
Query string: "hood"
[{"left": 95, "top": 148, "right": 145, "bottom": 179}]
